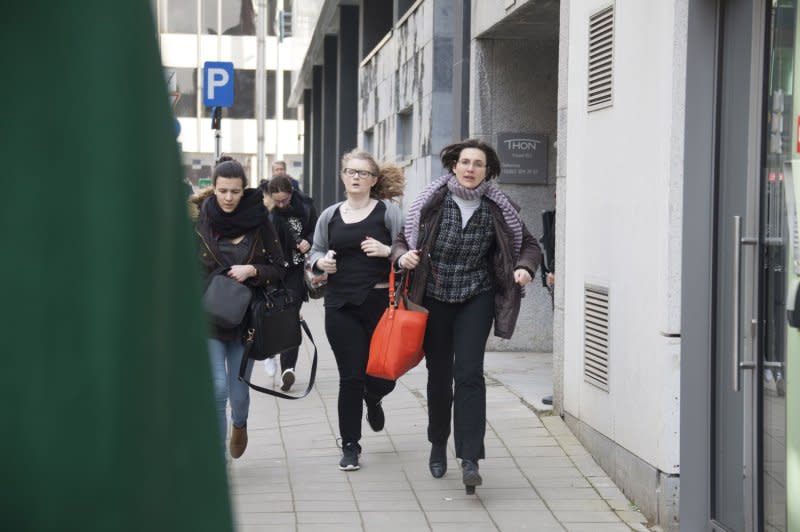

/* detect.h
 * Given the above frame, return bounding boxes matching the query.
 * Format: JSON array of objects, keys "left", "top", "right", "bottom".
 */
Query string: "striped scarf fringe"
[{"left": 404, "top": 174, "right": 523, "bottom": 258}]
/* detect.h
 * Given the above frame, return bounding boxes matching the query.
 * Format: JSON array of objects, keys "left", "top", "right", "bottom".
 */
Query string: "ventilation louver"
[
  {"left": 588, "top": 5, "right": 614, "bottom": 111},
  {"left": 584, "top": 284, "right": 610, "bottom": 391}
]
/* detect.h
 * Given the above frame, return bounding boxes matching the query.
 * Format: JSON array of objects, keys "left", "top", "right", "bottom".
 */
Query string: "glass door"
[{"left": 761, "top": 2, "right": 800, "bottom": 531}]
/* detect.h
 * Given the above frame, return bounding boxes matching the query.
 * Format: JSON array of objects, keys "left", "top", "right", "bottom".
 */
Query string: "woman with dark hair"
[
  {"left": 308, "top": 149, "right": 405, "bottom": 471},
  {"left": 265, "top": 175, "right": 318, "bottom": 391},
  {"left": 193, "top": 157, "right": 285, "bottom": 459},
  {"left": 391, "top": 139, "right": 541, "bottom": 493}
]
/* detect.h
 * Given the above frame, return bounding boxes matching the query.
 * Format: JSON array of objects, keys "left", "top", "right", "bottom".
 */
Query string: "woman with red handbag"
[
  {"left": 391, "top": 139, "right": 542, "bottom": 494},
  {"left": 308, "top": 149, "right": 405, "bottom": 472}
]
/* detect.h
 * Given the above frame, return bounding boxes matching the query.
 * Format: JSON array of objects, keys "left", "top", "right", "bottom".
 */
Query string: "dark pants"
[
  {"left": 423, "top": 290, "right": 495, "bottom": 462},
  {"left": 278, "top": 265, "right": 305, "bottom": 371},
  {"left": 325, "top": 289, "right": 395, "bottom": 446}
]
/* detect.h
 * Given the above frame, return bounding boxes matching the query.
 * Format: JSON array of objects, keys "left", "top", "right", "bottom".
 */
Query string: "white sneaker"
[
  {"left": 264, "top": 357, "right": 278, "bottom": 377},
  {"left": 281, "top": 368, "right": 296, "bottom": 391}
]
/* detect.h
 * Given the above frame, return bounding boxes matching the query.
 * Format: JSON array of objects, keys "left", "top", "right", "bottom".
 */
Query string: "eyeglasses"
[
  {"left": 342, "top": 168, "right": 376, "bottom": 178},
  {"left": 457, "top": 159, "right": 486, "bottom": 169}
]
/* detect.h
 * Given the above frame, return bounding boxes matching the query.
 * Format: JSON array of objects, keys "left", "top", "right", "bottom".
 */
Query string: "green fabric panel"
[{"left": 0, "top": 3, "right": 233, "bottom": 530}]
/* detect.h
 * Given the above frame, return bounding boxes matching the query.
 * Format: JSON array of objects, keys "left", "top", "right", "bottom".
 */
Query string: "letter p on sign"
[{"left": 202, "top": 62, "right": 234, "bottom": 108}]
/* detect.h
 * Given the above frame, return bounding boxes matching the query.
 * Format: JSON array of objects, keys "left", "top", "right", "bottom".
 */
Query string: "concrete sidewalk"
[{"left": 227, "top": 300, "right": 651, "bottom": 531}]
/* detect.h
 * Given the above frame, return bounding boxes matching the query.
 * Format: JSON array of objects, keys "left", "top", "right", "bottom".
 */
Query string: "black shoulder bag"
[{"left": 237, "top": 226, "right": 318, "bottom": 399}]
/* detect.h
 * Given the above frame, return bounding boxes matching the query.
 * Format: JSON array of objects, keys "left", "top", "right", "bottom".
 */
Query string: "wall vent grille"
[
  {"left": 584, "top": 284, "right": 610, "bottom": 391},
  {"left": 588, "top": 5, "right": 614, "bottom": 111}
]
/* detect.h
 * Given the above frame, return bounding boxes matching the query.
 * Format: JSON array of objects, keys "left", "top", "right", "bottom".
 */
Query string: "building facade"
[
  {"left": 290, "top": 0, "right": 800, "bottom": 530},
  {"left": 289, "top": 0, "right": 557, "bottom": 351},
  {"left": 153, "top": 0, "right": 322, "bottom": 187}
]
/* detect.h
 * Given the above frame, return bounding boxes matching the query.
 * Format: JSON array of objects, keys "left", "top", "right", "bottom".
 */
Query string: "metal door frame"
[{"left": 681, "top": 0, "right": 766, "bottom": 530}]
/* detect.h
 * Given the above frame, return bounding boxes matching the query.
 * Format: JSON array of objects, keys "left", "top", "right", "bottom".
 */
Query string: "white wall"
[{"left": 562, "top": 0, "right": 684, "bottom": 474}]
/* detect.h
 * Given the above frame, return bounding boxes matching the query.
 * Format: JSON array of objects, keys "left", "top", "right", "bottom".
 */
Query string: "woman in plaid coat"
[{"left": 391, "top": 139, "right": 541, "bottom": 494}]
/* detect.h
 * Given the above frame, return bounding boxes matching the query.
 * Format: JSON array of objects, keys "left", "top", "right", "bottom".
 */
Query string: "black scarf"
[
  {"left": 272, "top": 193, "right": 307, "bottom": 221},
  {"left": 204, "top": 188, "right": 266, "bottom": 239}
]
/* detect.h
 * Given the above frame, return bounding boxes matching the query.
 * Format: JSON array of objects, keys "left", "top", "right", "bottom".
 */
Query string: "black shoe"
[
  {"left": 429, "top": 443, "right": 447, "bottom": 478},
  {"left": 339, "top": 442, "right": 361, "bottom": 471},
  {"left": 365, "top": 399, "right": 385, "bottom": 432},
  {"left": 461, "top": 460, "right": 482, "bottom": 493}
]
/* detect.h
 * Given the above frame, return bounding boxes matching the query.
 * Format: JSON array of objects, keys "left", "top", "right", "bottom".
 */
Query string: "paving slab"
[{"left": 226, "top": 300, "right": 651, "bottom": 531}]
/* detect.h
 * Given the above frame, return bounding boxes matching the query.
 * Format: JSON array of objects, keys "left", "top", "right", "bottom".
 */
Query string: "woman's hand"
[
  {"left": 228, "top": 264, "right": 258, "bottom": 282},
  {"left": 296, "top": 239, "right": 311, "bottom": 254},
  {"left": 399, "top": 250, "right": 420, "bottom": 270},
  {"left": 514, "top": 268, "right": 532, "bottom": 286},
  {"left": 361, "top": 237, "right": 390, "bottom": 258},
  {"left": 317, "top": 250, "right": 337, "bottom": 274}
]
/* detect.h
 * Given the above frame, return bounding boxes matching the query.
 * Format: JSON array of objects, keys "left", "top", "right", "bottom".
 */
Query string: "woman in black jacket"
[
  {"left": 265, "top": 175, "right": 318, "bottom": 391},
  {"left": 195, "top": 157, "right": 285, "bottom": 459}
]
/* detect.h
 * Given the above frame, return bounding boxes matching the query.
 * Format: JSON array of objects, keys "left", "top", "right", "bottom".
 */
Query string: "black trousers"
[
  {"left": 423, "top": 290, "right": 495, "bottom": 462},
  {"left": 325, "top": 288, "right": 395, "bottom": 446},
  {"left": 277, "top": 265, "right": 305, "bottom": 371}
]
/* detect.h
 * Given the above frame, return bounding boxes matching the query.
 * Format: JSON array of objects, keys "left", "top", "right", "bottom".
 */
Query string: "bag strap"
[{"left": 237, "top": 319, "right": 318, "bottom": 400}]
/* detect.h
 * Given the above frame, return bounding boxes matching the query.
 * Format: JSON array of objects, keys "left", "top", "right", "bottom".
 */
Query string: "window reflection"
[{"left": 164, "top": 0, "right": 197, "bottom": 34}]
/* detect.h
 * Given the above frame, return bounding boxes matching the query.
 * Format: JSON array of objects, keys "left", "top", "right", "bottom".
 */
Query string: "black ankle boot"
[
  {"left": 461, "top": 460, "right": 482, "bottom": 494},
  {"left": 429, "top": 443, "right": 447, "bottom": 478}
]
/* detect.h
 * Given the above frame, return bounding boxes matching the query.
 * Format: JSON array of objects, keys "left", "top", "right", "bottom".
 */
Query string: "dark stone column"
[
  {"left": 360, "top": 0, "right": 393, "bottom": 60},
  {"left": 321, "top": 35, "right": 339, "bottom": 208},
  {"left": 302, "top": 89, "right": 311, "bottom": 196},
  {"left": 336, "top": 5, "right": 359, "bottom": 204},
  {"left": 310, "top": 66, "right": 323, "bottom": 208},
  {"left": 452, "top": 0, "right": 471, "bottom": 140}
]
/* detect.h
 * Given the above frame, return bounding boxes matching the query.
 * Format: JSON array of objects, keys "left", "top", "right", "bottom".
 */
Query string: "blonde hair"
[{"left": 340, "top": 149, "right": 405, "bottom": 200}]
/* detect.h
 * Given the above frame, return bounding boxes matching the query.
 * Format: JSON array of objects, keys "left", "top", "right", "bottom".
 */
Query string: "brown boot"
[{"left": 229, "top": 423, "right": 248, "bottom": 459}]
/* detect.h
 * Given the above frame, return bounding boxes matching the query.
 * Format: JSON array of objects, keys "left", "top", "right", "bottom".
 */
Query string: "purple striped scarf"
[{"left": 404, "top": 174, "right": 523, "bottom": 258}]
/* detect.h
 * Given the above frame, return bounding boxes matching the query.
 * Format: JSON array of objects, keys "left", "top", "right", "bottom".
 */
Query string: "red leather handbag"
[{"left": 367, "top": 268, "right": 428, "bottom": 380}]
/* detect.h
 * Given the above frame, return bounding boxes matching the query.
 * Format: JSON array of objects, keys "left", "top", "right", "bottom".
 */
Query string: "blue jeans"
[{"left": 208, "top": 338, "right": 254, "bottom": 450}]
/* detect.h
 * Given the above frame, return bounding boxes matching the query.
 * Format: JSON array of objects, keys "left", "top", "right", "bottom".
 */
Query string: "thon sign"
[
  {"left": 203, "top": 62, "right": 234, "bottom": 108},
  {"left": 496, "top": 132, "right": 548, "bottom": 185}
]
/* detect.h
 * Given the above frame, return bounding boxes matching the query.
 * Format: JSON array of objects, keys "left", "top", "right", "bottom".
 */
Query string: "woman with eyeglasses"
[
  {"left": 264, "top": 175, "right": 318, "bottom": 391},
  {"left": 390, "top": 139, "right": 541, "bottom": 494},
  {"left": 308, "top": 149, "right": 405, "bottom": 471}
]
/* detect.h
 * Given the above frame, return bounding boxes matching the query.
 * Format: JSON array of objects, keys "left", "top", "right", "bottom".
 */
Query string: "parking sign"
[{"left": 203, "top": 62, "right": 234, "bottom": 108}]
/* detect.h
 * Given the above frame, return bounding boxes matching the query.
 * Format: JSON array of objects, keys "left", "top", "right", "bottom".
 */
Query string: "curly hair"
[
  {"left": 340, "top": 149, "right": 405, "bottom": 200},
  {"left": 439, "top": 139, "right": 502, "bottom": 181}
]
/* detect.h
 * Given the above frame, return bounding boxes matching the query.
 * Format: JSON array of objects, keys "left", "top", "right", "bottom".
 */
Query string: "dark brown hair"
[
  {"left": 440, "top": 139, "right": 502, "bottom": 181},
  {"left": 267, "top": 174, "right": 294, "bottom": 195},
  {"left": 212, "top": 156, "right": 247, "bottom": 188}
]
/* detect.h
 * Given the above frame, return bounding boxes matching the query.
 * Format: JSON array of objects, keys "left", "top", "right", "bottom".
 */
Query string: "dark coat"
[
  {"left": 391, "top": 186, "right": 542, "bottom": 339},
  {"left": 196, "top": 205, "right": 286, "bottom": 340}
]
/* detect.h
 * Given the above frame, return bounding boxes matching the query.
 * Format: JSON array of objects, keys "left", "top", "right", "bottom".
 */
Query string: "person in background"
[
  {"left": 391, "top": 139, "right": 541, "bottom": 494},
  {"left": 272, "top": 160, "right": 301, "bottom": 193},
  {"left": 263, "top": 175, "right": 318, "bottom": 391},
  {"left": 193, "top": 157, "right": 285, "bottom": 459},
  {"left": 308, "top": 149, "right": 405, "bottom": 471}
]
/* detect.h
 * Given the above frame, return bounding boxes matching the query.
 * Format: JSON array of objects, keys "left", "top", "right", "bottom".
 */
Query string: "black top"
[
  {"left": 324, "top": 201, "right": 392, "bottom": 309},
  {"left": 217, "top": 234, "right": 252, "bottom": 267}
]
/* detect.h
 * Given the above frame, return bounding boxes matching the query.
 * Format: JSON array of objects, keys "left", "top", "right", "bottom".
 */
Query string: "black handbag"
[
  {"left": 203, "top": 267, "right": 252, "bottom": 329},
  {"left": 238, "top": 318, "right": 318, "bottom": 400},
  {"left": 245, "top": 286, "right": 302, "bottom": 359}
]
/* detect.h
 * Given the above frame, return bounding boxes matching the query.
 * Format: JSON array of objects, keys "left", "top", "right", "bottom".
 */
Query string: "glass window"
[
  {"left": 202, "top": 0, "right": 217, "bottom": 34},
  {"left": 267, "top": 70, "right": 276, "bottom": 119},
  {"left": 172, "top": 68, "right": 198, "bottom": 118},
  {"left": 222, "top": 0, "right": 256, "bottom": 36},
  {"left": 283, "top": 71, "right": 297, "bottom": 119},
  {"left": 164, "top": 0, "right": 197, "bottom": 34},
  {"left": 267, "top": 0, "right": 277, "bottom": 36}
]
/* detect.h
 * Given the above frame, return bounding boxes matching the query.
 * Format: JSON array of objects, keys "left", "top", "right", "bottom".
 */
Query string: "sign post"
[
  {"left": 203, "top": 62, "right": 234, "bottom": 163},
  {"left": 496, "top": 132, "right": 549, "bottom": 184}
]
